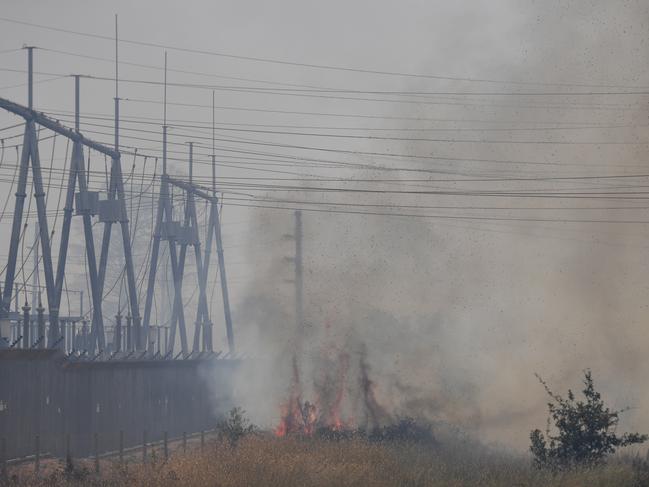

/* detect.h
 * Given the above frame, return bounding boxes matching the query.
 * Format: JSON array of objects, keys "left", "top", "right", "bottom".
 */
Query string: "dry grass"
[{"left": 5, "top": 434, "right": 646, "bottom": 486}]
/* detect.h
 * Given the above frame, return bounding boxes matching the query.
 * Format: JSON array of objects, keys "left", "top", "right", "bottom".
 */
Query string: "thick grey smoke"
[{"left": 211, "top": 0, "right": 649, "bottom": 449}]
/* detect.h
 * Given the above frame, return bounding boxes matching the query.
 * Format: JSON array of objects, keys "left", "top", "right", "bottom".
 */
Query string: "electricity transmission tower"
[
  {"left": 141, "top": 71, "right": 234, "bottom": 356},
  {"left": 0, "top": 46, "right": 140, "bottom": 352}
]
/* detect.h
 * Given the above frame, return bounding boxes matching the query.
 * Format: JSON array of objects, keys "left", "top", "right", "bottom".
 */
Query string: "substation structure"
[{"left": 0, "top": 48, "right": 239, "bottom": 461}]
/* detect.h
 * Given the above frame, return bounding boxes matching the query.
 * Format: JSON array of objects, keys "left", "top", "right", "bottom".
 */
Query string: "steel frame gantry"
[
  {"left": 141, "top": 150, "right": 234, "bottom": 355},
  {"left": 166, "top": 175, "right": 234, "bottom": 354},
  {"left": 167, "top": 143, "right": 209, "bottom": 354},
  {"left": 141, "top": 56, "right": 234, "bottom": 356},
  {"left": 0, "top": 48, "right": 141, "bottom": 352}
]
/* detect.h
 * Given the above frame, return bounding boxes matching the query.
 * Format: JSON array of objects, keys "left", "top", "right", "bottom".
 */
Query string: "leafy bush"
[
  {"left": 530, "top": 370, "right": 647, "bottom": 469},
  {"left": 216, "top": 407, "right": 256, "bottom": 447}
]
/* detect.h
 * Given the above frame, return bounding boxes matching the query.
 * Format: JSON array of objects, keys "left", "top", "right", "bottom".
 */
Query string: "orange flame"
[{"left": 275, "top": 349, "right": 354, "bottom": 436}]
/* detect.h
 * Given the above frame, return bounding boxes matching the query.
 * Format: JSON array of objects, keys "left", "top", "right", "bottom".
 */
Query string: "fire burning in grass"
[
  {"left": 275, "top": 346, "right": 389, "bottom": 437},
  {"left": 275, "top": 355, "right": 323, "bottom": 437}
]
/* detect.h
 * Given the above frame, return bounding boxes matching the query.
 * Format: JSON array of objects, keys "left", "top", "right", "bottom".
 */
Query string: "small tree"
[
  {"left": 216, "top": 407, "right": 255, "bottom": 447},
  {"left": 530, "top": 370, "right": 647, "bottom": 469}
]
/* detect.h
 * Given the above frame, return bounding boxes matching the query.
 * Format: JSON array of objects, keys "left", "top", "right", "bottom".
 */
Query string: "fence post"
[
  {"left": 201, "top": 430, "right": 205, "bottom": 452},
  {"left": 94, "top": 433, "right": 99, "bottom": 473},
  {"left": 1, "top": 437, "right": 7, "bottom": 480},
  {"left": 34, "top": 435, "right": 40, "bottom": 473},
  {"left": 163, "top": 431, "right": 168, "bottom": 460},
  {"left": 119, "top": 430, "right": 124, "bottom": 464},
  {"left": 142, "top": 430, "right": 147, "bottom": 464},
  {"left": 65, "top": 433, "right": 71, "bottom": 466},
  {"left": 182, "top": 431, "right": 187, "bottom": 453}
]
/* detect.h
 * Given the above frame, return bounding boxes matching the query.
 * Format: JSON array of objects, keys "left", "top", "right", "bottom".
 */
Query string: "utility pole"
[
  {"left": 212, "top": 91, "right": 216, "bottom": 195},
  {"left": 29, "top": 44, "right": 39, "bottom": 337},
  {"left": 114, "top": 14, "right": 119, "bottom": 152},
  {"left": 294, "top": 210, "right": 304, "bottom": 332},
  {"left": 283, "top": 210, "right": 304, "bottom": 334},
  {"left": 27, "top": 46, "right": 33, "bottom": 110},
  {"left": 27, "top": 45, "right": 37, "bottom": 327}
]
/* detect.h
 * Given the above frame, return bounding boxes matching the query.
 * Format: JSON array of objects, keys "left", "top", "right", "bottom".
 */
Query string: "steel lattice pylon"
[
  {"left": 0, "top": 51, "right": 141, "bottom": 352},
  {"left": 142, "top": 141, "right": 234, "bottom": 356}
]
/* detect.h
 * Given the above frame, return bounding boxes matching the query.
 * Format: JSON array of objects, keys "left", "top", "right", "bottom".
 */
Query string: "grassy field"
[{"left": 5, "top": 433, "right": 648, "bottom": 486}]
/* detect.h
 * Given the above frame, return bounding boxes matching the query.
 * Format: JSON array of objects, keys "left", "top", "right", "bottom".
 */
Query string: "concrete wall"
[{"left": 0, "top": 350, "right": 238, "bottom": 459}]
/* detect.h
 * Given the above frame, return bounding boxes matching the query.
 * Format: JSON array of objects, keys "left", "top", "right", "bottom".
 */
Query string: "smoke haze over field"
[
  {"left": 0, "top": 0, "right": 648, "bottom": 451},
  {"left": 226, "top": 0, "right": 649, "bottom": 449}
]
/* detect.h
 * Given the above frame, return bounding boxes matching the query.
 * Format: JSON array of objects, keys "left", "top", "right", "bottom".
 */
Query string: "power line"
[
  {"left": 221, "top": 200, "right": 649, "bottom": 224},
  {"left": 25, "top": 46, "right": 649, "bottom": 98},
  {"left": 0, "top": 75, "right": 66, "bottom": 92},
  {"left": 1, "top": 16, "right": 646, "bottom": 90},
  {"left": 3, "top": 160, "right": 649, "bottom": 197},
  {"left": 123, "top": 97, "right": 629, "bottom": 126},
  {"left": 2, "top": 68, "right": 638, "bottom": 110},
  {"left": 3, "top": 120, "right": 646, "bottom": 187},
  {"left": 49, "top": 112, "right": 649, "bottom": 145},
  {"left": 46, "top": 107, "right": 642, "bottom": 133},
  {"left": 77, "top": 124, "right": 649, "bottom": 168},
  {"left": 0, "top": 122, "right": 23, "bottom": 132},
  {"left": 31, "top": 119, "right": 646, "bottom": 173}
]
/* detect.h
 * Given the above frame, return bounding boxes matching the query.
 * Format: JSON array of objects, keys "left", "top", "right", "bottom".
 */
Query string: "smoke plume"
[{"left": 211, "top": 0, "right": 649, "bottom": 449}]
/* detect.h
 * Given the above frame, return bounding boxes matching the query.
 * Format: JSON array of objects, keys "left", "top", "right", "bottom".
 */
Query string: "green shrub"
[
  {"left": 530, "top": 370, "right": 647, "bottom": 470},
  {"left": 216, "top": 407, "right": 256, "bottom": 447}
]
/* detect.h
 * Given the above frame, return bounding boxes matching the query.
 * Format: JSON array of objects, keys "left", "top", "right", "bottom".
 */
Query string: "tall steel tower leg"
[
  {"left": 29, "top": 123, "right": 59, "bottom": 344},
  {"left": 165, "top": 198, "right": 188, "bottom": 355},
  {"left": 96, "top": 166, "right": 116, "bottom": 294},
  {"left": 141, "top": 189, "right": 164, "bottom": 346},
  {"left": 199, "top": 203, "right": 216, "bottom": 352},
  {"left": 214, "top": 197, "right": 234, "bottom": 353},
  {"left": 190, "top": 196, "right": 208, "bottom": 353},
  {"left": 1, "top": 124, "right": 31, "bottom": 315},
  {"left": 52, "top": 140, "right": 82, "bottom": 346},
  {"left": 112, "top": 159, "right": 142, "bottom": 349},
  {"left": 2, "top": 47, "right": 34, "bottom": 321},
  {"left": 97, "top": 223, "right": 113, "bottom": 295},
  {"left": 168, "top": 255, "right": 187, "bottom": 351},
  {"left": 170, "top": 191, "right": 190, "bottom": 351},
  {"left": 75, "top": 143, "right": 105, "bottom": 350},
  {"left": 54, "top": 141, "right": 79, "bottom": 308}
]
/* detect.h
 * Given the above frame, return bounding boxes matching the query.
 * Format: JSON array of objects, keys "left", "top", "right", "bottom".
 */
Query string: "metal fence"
[{"left": 0, "top": 349, "right": 238, "bottom": 459}]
